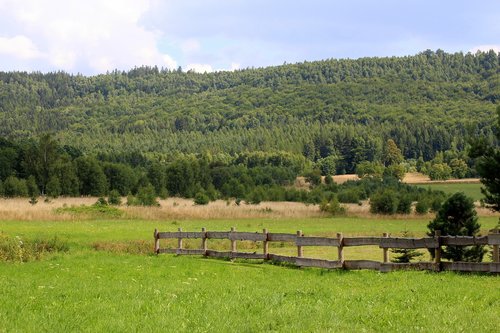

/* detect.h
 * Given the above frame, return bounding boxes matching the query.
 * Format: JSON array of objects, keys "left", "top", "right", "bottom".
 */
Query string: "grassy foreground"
[
  {"left": 0, "top": 252, "right": 499, "bottom": 332},
  {"left": 1, "top": 217, "right": 499, "bottom": 332}
]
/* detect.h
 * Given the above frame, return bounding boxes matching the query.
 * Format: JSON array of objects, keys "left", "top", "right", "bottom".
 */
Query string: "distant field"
[
  {"left": 414, "top": 183, "right": 484, "bottom": 201},
  {"left": 1, "top": 217, "right": 500, "bottom": 332}
]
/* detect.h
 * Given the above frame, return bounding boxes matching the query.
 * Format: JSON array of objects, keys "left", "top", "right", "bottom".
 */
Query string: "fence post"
[
  {"left": 263, "top": 228, "right": 269, "bottom": 259},
  {"left": 177, "top": 227, "right": 183, "bottom": 254},
  {"left": 154, "top": 228, "right": 160, "bottom": 254},
  {"left": 337, "top": 232, "right": 344, "bottom": 266},
  {"left": 297, "top": 230, "right": 303, "bottom": 258},
  {"left": 231, "top": 227, "right": 237, "bottom": 253},
  {"left": 434, "top": 230, "right": 441, "bottom": 271},
  {"left": 492, "top": 228, "right": 499, "bottom": 263},
  {"left": 383, "top": 233, "right": 389, "bottom": 263},
  {"left": 201, "top": 227, "right": 207, "bottom": 256}
]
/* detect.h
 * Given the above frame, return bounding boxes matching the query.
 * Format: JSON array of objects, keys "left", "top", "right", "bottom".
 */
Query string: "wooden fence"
[{"left": 154, "top": 227, "right": 500, "bottom": 273}]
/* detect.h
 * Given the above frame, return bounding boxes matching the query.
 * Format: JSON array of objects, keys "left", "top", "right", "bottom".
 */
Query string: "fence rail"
[{"left": 154, "top": 227, "right": 500, "bottom": 273}]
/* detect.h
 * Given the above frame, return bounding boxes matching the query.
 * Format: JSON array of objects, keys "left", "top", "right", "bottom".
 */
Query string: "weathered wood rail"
[{"left": 154, "top": 227, "right": 500, "bottom": 273}]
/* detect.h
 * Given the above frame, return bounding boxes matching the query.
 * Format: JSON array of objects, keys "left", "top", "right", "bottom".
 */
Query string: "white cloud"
[
  {"left": 186, "top": 63, "right": 213, "bottom": 73},
  {"left": 0, "top": 0, "right": 177, "bottom": 73},
  {"left": 0, "top": 35, "right": 43, "bottom": 59},
  {"left": 469, "top": 45, "right": 500, "bottom": 53},
  {"left": 230, "top": 62, "right": 241, "bottom": 71},
  {"left": 181, "top": 38, "right": 201, "bottom": 54}
]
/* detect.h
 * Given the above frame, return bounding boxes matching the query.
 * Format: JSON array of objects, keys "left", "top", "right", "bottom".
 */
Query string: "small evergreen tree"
[
  {"left": 108, "top": 190, "right": 121, "bottom": 206},
  {"left": 427, "top": 192, "right": 485, "bottom": 262},
  {"left": 391, "top": 230, "right": 424, "bottom": 263}
]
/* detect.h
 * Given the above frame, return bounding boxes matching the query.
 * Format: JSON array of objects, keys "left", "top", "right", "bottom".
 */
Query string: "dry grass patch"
[{"left": 403, "top": 172, "right": 480, "bottom": 184}]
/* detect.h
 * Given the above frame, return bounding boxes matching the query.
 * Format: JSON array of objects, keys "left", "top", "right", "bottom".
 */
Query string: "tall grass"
[
  {"left": 0, "top": 233, "right": 69, "bottom": 262},
  {"left": 0, "top": 253, "right": 498, "bottom": 332}
]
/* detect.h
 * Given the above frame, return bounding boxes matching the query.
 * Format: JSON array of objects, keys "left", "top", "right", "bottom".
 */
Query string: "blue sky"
[{"left": 0, "top": 0, "right": 498, "bottom": 74}]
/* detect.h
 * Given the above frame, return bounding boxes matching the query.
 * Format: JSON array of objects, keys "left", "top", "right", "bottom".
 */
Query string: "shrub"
[
  {"left": 3, "top": 176, "right": 28, "bottom": 197},
  {"left": 108, "top": 190, "right": 122, "bottom": 206},
  {"left": 415, "top": 200, "right": 430, "bottom": 214},
  {"left": 136, "top": 185, "right": 159, "bottom": 206},
  {"left": 337, "top": 189, "right": 361, "bottom": 204},
  {"left": 0, "top": 233, "right": 69, "bottom": 262},
  {"left": 427, "top": 192, "right": 485, "bottom": 262},
  {"left": 383, "top": 164, "right": 406, "bottom": 181},
  {"left": 305, "top": 170, "right": 322, "bottom": 187},
  {"left": 428, "top": 163, "right": 452, "bottom": 180},
  {"left": 396, "top": 195, "right": 412, "bottom": 214},
  {"left": 246, "top": 187, "right": 265, "bottom": 205},
  {"left": 370, "top": 189, "right": 398, "bottom": 214},
  {"left": 194, "top": 192, "right": 210, "bottom": 205},
  {"left": 95, "top": 197, "right": 108, "bottom": 206},
  {"left": 319, "top": 196, "right": 346, "bottom": 216}
]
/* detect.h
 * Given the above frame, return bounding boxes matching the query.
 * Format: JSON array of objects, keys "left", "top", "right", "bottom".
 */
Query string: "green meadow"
[
  {"left": 1, "top": 217, "right": 499, "bottom": 332},
  {"left": 414, "top": 183, "right": 483, "bottom": 201}
]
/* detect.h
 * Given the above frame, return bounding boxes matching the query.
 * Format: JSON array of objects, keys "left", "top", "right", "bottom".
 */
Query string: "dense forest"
[
  {"left": 1, "top": 50, "right": 498, "bottom": 170},
  {"left": 0, "top": 50, "right": 498, "bottom": 203}
]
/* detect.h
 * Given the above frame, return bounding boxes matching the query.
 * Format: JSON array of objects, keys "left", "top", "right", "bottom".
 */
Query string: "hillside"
[{"left": 0, "top": 50, "right": 498, "bottom": 172}]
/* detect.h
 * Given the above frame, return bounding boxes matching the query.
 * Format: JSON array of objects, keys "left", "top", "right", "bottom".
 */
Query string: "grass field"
[
  {"left": 1, "top": 216, "right": 500, "bottom": 332},
  {"left": 414, "top": 183, "right": 484, "bottom": 201}
]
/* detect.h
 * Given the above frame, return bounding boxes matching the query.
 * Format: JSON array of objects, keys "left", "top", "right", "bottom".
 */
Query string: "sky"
[{"left": 0, "top": 0, "right": 499, "bottom": 75}]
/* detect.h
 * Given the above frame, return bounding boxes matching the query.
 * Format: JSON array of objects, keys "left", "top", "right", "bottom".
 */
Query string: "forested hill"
[{"left": 0, "top": 50, "right": 498, "bottom": 173}]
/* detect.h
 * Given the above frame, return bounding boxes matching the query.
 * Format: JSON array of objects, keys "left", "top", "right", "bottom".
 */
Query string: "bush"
[
  {"left": 305, "top": 170, "right": 322, "bottom": 187},
  {"left": 396, "top": 195, "right": 412, "bottom": 214},
  {"left": 319, "top": 196, "right": 346, "bottom": 216},
  {"left": 136, "top": 185, "right": 159, "bottom": 206},
  {"left": 3, "top": 176, "right": 28, "bottom": 197},
  {"left": 415, "top": 200, "right": 430, "bottom": 214},
  {"left": 108, "top": 190, "right": 122, "bottom": 206},
  {"left": 337, "top": 189, "right": 362, "bottom": 204},
  {"left": 427, "top": 192, "right": 485, "bottom": 262},
  {"left": 428, "top": 163, "right": 452, "bottom": 180},
  {"left": 95, "top": 197, "right": 108, "bottom": 206},
  {"left": 194, "top": 192, "right": 210, "bottom": 205},
  {"left": 370, "top": 189, "right": 398, "bottom": 214},
  {"left": 0, "top": 233, "right": 69, "bottom": 262}
]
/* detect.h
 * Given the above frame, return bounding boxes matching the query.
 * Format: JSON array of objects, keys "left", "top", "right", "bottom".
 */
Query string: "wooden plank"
[
  {"left": 267, "top": 233, "right": 296, "bottom": 242},
  {"left": 205, "top": 250, "right": 232, "bottom": 258},
  {"left": 268, "top": 254, "right": 297, "bottom": 264},
  {"left": 344, "top": 260, "right": 380, "bottom": 270},
  {"left": 157, "top": 231, "right": 205, "bottom": 239},
  {"left": 441, "top": 262, "right": 490, "bottom": 273},
  {"left": 176, "top": 249, "right": 205, "bottom": 255},
  {"left": 230, "top": 252, "right": 267, "bottom": 260},
  {"left": 440, "top": 236, "right": 489, "bottom": 246},
  {"left": 343, "top": 237, "right": 383, "bottom": 247},
  {"left": 206, "top": 231, "right": 230, "bottom": 239},
  {"left": 296, "top": 236, "right": 340, "bottom": 247},
  {"left": 296, "top": 257, "right": 342, "bottom": 269},
  {"left": 490, "top": 263, "right": 500, "bottom": 273},
  {"left": 229, "top": 232, "right": 267, "bottom": 242},
  {"left": 380, "top": 237, "right": 439, "bottom": 249},
  {"left": 158, "top": 248, "right": 177, "bottom": 254},
  {"left": 379, "top": 262, "right": 438, "bottom": 273},
  {"left": 488, "top": 233, "right": 500, "bottom": 245},
  {"left": 157, "top": 232, "right": 178, "bottom": 239}
]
